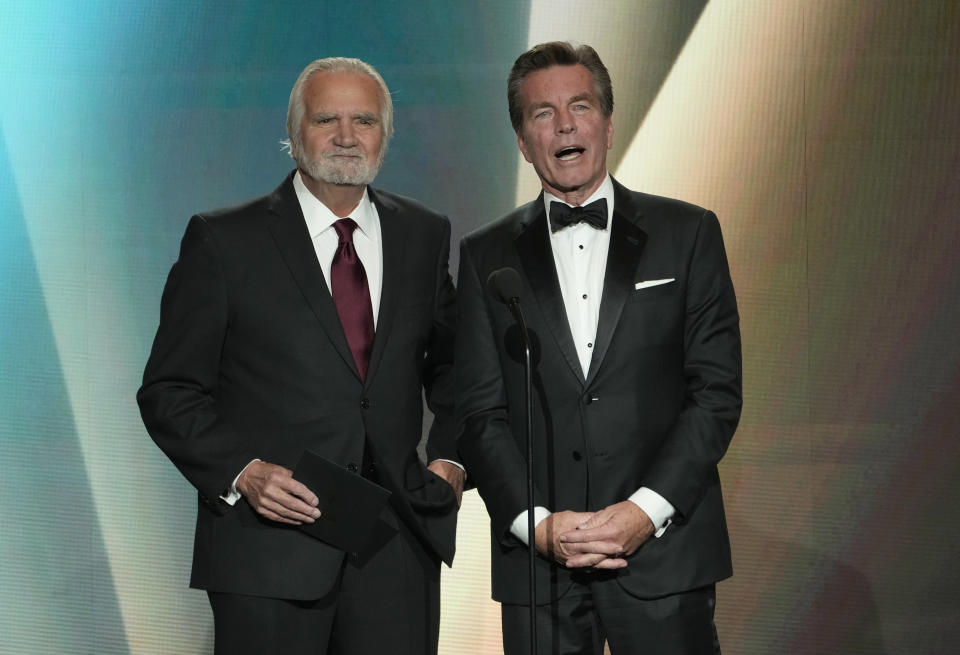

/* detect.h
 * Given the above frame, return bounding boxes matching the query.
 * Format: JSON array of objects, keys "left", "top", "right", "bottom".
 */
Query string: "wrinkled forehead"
[{"left": 302, "top": 71, "right": 385, "bottom": 115}]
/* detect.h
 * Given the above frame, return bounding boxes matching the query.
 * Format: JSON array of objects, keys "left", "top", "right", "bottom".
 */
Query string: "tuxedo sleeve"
[
  {"left": 641, "top": 211, "right": 742, "bottom": 521},
  {"left": 423, "top": 219, "right": 458, "bottom": 463},
  {"left": 137, "top": 216, "right": 256, "bottom": 511},
  {"left": 455, "top": 237, "right": 544, "bottom": 539}
]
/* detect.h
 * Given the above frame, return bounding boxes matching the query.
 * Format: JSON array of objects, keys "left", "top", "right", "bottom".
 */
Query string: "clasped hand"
[{"left": 534, "top": 501, "right": 654, "bottom": 570}]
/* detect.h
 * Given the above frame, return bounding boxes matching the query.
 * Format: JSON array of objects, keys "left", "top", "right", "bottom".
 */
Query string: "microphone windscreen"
[{"left": 487, "top": 267, "right": 523, "bottom": 305}]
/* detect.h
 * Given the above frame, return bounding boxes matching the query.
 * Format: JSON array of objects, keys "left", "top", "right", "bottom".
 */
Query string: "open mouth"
[{"left": 555, "top": 146, "right": 585, "bottom": 160}]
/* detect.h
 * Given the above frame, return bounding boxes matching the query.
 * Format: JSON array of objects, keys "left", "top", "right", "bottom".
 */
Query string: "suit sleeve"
[
  {"left": 455, "top": 238, "right": 543, "bottom": 539},
  {"left": 642, "top": 211, "right": 742, "bottom": 521},
  {"left": 137, "top": 216, "right": 256, "bottom": 510},
  {"left": 422, "top": 219, "right": 458, "bottom": 463}
]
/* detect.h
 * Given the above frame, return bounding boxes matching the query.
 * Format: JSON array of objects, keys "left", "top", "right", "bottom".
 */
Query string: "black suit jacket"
[
  {"left": 138, "top": 172, "right": 458, "bottom": 600},
  {"left": 456, "top": 177, "right": 741, "bottom": 603}
]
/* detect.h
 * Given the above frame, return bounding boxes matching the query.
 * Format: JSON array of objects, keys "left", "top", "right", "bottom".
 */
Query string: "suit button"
[
  {"left": 360, "top": 398, "right": 370, "bottom": 409},
  {"left": 346, "top": 462, "right": 359, "bottom": 473},
  {"left": 572, "top": 450, "right": 582, "bottom": 461},
  {"left": 582, "top": 394, "right": 597, "bottom": 405}
]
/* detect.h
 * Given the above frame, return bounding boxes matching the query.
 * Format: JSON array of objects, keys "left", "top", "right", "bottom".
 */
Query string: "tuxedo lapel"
[
  {"left": 266, "top": 178, "right": 361, "bottom": 380},
  {"left": 585, "top": 182, "right": 647, "bottom": 386},
  {"left": 365, "top": 188, "right": 405, "bottom": 385},
  {"left": 514, "top": 200, "right": 585, "bottom": 384}
]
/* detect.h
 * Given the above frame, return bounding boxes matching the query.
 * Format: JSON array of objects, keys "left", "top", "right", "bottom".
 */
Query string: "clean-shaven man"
[{"left": 457, "top": 41, "right": 741, "bottom": 654}]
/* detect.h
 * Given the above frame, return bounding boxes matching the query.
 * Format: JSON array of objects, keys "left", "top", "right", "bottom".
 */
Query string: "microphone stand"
[
  {"left": 489, "top": 268, "right": 538, "bottom": 654},
  {"left": 507, "top": 297, "right": 536, "bottom": 655}
]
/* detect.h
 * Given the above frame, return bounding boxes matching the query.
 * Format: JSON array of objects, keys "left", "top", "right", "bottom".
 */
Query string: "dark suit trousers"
[
  {"left": 502, "top": 578, "right": 719, "bottom": 655},
  {"left": 208, "top": 507, "right": 441, "bottom": 655}
]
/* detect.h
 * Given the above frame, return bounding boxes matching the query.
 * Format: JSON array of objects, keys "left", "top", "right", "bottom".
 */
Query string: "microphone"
[
  {"left": 487, "top": 268, "right": 528, "bottom": 343},
  {"left": 487, "top": 267, "right": 523, "bottom": 306}
]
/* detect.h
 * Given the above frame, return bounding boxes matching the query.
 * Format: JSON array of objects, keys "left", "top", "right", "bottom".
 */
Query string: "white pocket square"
[{"left": 635, "top": 278, "right": 675, "bottom": 290}]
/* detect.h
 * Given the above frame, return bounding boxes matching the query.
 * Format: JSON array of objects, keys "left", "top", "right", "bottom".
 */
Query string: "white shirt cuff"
[
  {"left": 509, "top": 507, "right": 551, "bottom": 546},
  {"left": 432, "top": 458, "right": 464, "bottom": 471},
  {"left": 219, "top": 459, "right": 260, "bottom": 506},
  {"left": 629, "top": 487, "right": 675, "bottom": 538}
]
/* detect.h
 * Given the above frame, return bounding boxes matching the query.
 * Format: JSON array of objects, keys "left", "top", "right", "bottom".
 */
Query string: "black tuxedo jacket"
[
  {"left": 456, "top": 177, "right": 741, "bottom": 603},
  {"left": 138, "top": 172, "right": 458, "bottom": 601}
]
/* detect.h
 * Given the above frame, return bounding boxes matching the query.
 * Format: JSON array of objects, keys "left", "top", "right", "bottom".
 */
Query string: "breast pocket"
[{"left": 628, "top": 280, "right": 677, "bottom": 303}]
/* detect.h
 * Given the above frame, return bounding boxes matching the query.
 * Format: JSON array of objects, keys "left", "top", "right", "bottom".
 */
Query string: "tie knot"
[{"left": 333, "top": 217, "right": 359, "bottom": 243}]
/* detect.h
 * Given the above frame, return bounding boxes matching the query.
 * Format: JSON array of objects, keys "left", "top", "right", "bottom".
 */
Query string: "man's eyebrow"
[
  {"left": 568, "top": 93, "right": 593, "bottom": 105},
  {"left": 353, "top": 111, "right": 379, "bottom": 121}
]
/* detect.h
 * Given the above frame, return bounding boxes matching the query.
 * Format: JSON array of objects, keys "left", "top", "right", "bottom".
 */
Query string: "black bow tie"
[{"left": 549, "top": 199, "right": 608, "bottom": 232}]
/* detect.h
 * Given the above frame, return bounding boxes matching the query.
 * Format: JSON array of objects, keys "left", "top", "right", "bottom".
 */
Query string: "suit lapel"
[
  {"left": 514, "top": 199, "right": 585, "bottom": 384},
  {"left": 266, "top": 175, "right": 361, "bottom": 380},
  {"left": 585, "top": 180, "right": 647, "bottom": 386},
  {"left": 365, "top": 188, "right": 405, "bottom": 385}
]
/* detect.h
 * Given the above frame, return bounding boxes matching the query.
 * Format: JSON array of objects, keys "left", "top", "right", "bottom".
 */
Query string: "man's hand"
[
  {"left": 427, "top": 460, "right": 466, "bottom": 507},
  {"left": 533, "top": 510, "right": 602, "bottom": 566},
  {"left": 236, "top": 461, "right": 320, "bottom": 525},
  {"left": 559, "top": 501, "right": 654, "bottom": 570}
]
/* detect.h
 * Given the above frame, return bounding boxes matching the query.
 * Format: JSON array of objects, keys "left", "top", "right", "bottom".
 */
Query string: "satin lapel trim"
[
  {"left": 515, "top": 204, "right": 585, "bottom": 384},
  {"left": 267, "top": 191, "right": 361, "bottom": 381},
  {"left": 585, "top": 206, "right": 647, "bottom": 386},
  {"left": 365, "top": 190, "right": 404, "bottom": 386}
]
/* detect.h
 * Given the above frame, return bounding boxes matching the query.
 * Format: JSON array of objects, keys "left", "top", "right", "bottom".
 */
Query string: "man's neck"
[{"left": 299, "top": 169, "right": 367, "bottom": 218}]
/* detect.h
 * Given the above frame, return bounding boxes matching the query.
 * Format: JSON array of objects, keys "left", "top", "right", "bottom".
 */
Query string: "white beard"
[{"left": 297, "top": 147, "right": 382, "bottom": 187}]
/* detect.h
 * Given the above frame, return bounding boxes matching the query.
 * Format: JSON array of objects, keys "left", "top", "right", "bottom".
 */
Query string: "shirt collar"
[
  {"left": 293, "top": 170, "right": 376, "bottom": 239},
  {"left": 542, "top": 173, "right": 614, "bottom": 227}
]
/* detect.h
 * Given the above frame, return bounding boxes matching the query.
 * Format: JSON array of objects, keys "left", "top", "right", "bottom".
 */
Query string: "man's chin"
[
  {"left": 304, "top": 164, "right": 378, "bottom": 187},
  {"left": 538, "top": 169, "right": 606, "bottom": 198}
]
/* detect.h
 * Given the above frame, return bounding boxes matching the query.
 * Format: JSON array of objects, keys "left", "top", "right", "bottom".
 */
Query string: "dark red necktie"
[{"left": 331, "top": 218, "right": 374, "bottom": 379}]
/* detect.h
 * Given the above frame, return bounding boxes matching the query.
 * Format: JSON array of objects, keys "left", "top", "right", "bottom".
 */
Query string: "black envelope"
[{"left": 292, "top": 450, "right": 392, "bottom": 554}]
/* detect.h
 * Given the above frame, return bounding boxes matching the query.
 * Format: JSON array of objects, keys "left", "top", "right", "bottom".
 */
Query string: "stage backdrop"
[{"left": 2, "top": 1, "right": 958, "bottom": 653}]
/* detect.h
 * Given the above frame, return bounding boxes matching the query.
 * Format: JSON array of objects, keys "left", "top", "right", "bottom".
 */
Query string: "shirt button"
[
  {"left": 360, "top": 398, "right": 370, "bottom": 409},
  {"left": 587, "top": 342, "right": 593, "bottom": 348},
  {"left": 582, "top": 294, "right": 588, "bottom": 299},
  {"left": 578, "top": 245, "right": 584, "bottom": 250}
]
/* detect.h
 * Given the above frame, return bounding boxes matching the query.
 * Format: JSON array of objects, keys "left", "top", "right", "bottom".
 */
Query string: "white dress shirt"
[
  {"left": 294, "top": 171, "right": 383, "bottom": 326},
  {"left": 510, "top": 174, "right": 675, "bottom": 545}
]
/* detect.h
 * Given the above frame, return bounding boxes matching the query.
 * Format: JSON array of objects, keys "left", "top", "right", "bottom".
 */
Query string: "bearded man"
[{"left": 138, "top": 57, "right": 463, "bottom": 654}]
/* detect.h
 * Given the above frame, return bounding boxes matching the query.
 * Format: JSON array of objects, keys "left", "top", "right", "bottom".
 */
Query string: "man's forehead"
[
  {"left": 303, "top": 77, "right": 382, "bottom": 115},
  {"left": 521, "top": 64, "right": 596, "bottom": 102},
  {"left": 304, "top": 72, "right": 381, "bottom": 99}
]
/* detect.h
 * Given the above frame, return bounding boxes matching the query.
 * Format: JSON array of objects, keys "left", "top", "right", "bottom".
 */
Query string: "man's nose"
[
  {"left": 335, "top": 122, "right": 357, "bottom": 145},
  {"left": 555, "top": 109, "right": 575, "bottom": 134}
]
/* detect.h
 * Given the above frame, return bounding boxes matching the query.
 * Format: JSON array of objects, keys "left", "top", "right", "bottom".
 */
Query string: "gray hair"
[
  {"left": 507, "top": 41, "right": 613, "bottom": 133},
  {"left": 283, "top": 57, "right": 394, "bottom": 157}
]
